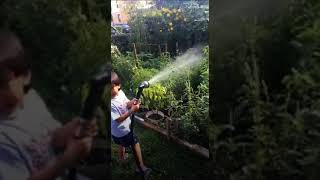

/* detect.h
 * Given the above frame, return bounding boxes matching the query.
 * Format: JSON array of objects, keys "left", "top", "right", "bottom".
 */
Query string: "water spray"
[{"left": 148, "top": 48, "right": 204, "bottom": 85}]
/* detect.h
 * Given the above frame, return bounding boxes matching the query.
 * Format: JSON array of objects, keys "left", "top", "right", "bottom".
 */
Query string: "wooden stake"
[
  {"left": 132, "top": 43, "right": 138, "bottom": 66},
  {"left": 166, "top": 117, "right": 170, "bottom": 140},
  {"left": 176, "top": 41, "right": 179, "bottom": 55},
  {"left": 165, "top": 43, "right": 168, "bottom": 53},
  {"left": 158, "top": 44, "right": 162, "bottom": 55}
]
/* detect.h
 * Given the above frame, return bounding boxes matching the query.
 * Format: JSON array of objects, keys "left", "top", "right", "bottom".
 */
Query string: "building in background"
[{"left": 111, "top": 0, "right": 154, "bottom": 25}]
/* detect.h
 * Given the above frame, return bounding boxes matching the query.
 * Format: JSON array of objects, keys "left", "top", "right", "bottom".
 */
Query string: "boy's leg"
[
  {"left": 119, "top": 145, "right": 126, "bottom": 160},
  {"left": 112, "top": 135, "right": 127, "bottom": 161},
  {"left": 126, "top": 132, "right": 151, "bottom": 176},
  {"left": 132, "top": 142, "right": 147, "bottom": 171},
  {"left": 126, "top": 132, "right": 147, "bottom": 172}
]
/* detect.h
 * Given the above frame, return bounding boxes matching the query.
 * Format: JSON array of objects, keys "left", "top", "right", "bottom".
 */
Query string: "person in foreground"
[
  {"left": 111, "top": 72, "right": 152, "bottom": 178},
  {"left": 0, "top": 30, "right": 97, "bottom": 180}
]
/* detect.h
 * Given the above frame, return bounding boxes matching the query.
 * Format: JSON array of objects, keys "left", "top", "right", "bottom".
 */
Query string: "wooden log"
[
  {"left": 165, "top": 43, "right": 168, "bottom": 53},
  {"left": 134, "top": 116, "right": 210, "bottom": 159},
  {"left": 135, "top": 116, "right": 168, "bottom": 137},
  {"left": 158, "top": 44, "right": 162, "bottom": 55},
  {"left": 169, "top": 135, "right": 209, "bottom": 159},
  {"left": 133, "top": 43, "right": 138, "bottom": 61},
  {"left": 166, "top": 117, "right": 170, "bottom": 140},
  {"left": 176, "top": 41, "right": 179, "bottom": 55}
]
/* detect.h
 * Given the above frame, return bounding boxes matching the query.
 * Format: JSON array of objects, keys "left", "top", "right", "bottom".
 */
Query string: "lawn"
[{"left": 111, "top": 124, "right": 211, "bottom": 180}]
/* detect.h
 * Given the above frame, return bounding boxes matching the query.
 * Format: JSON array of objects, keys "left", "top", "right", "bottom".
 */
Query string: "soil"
[{"left": 148, "top": 113, "right": 164, "bottom": 120}]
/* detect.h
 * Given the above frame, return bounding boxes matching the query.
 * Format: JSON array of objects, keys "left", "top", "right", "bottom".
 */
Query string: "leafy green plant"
[
  {"left": 141, "top": 83, "right": 168, "bottom": 110},
  {"left": 139, "top": 52, "right": 171, "bottom": 70}
]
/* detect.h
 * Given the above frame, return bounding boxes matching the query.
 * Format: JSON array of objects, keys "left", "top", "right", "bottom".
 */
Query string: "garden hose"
[
  {"left": 128, "top": 81, "right": 150, "bottom": 177},
  {"left": 69, "top": 64, "right": 111, "bottom": 180},
  {"left": 130, "top": 81, "right": 150, "bottom": 131}
]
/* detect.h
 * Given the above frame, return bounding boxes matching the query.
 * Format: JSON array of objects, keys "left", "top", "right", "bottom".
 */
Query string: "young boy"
[
  {"left": 111, "top": 72, "right": 152, "bottom": 178},
  {"left": 0, "top": 31, "right": 97, "bottom": 180}
]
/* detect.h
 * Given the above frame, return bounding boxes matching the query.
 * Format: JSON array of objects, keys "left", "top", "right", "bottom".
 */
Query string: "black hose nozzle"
[
  {"left": 136, "top": 81, "right": 150, "bottom": 99},
  {"left": 80, "top": 64, "right": 111, "bottom": 121},
  {"left": 130, "top": 81, "right": 150, "bottom": 131},
  {"left": 139, "top": 81, "right": 150, "bottom": 88}
]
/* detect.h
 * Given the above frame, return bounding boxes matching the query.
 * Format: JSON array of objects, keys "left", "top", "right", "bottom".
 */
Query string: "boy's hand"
[
  {"left": 52, "top": 119, "right": 81, "bottom": 148},
  {"left": 63, "top": 137, "right": 93, "bottom": 164},
  {"left": 127, "top": 98, "right": 140, "bottom": 108},
  {"left": 64, "top": 118, "right": 81, "bottom": 135},
  {"left": 132, "top": 98, "right": 141, "bottom": 105},
  {"left": 61, "top": 117, "right": 97, "bottom": 164},
  {"left": 131, "top": 102, "right": 140, "bottom": 112},
  {"left": 75, "top": 118, "right": 98, "bottom": 138},
  {"left": 52, "top": 117, "right": 98, "bottom": 148},
  {"left": 63, "top": 117, "right": 98, "bottom": 138}
]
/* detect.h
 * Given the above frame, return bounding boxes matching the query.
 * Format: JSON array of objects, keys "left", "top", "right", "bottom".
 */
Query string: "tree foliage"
[
  {"left": 211, "top": 0, "right": 320, "bottom": 179},
  {"left": 125, "top": 0, "right": 208, "bottom": 55},
  {"left": 0, "top": 0, "right": 109, "bottom": 120}
]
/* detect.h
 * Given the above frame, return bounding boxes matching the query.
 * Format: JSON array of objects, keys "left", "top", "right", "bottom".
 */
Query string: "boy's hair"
[
  {"left": 111, "top": 71, "right": 121, "bottom": 85},
  {"left": 0, "top": 30, "right": 30, "bottom": 89}
]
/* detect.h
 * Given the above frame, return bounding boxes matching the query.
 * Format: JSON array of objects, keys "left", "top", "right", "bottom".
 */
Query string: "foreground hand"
[
  {"left": 131, "top": 103, "right": 140, "bottom": 112},
  {"left": 52, "top": 119, "right": 82, "bottom": 148},
  {"left": 79, "top": 118, "right": 98, "bottom": 137},
  {"left": 132, "top": 98, "right": 141, "bottom": 105},
  {"left": 127, "top": 98, "right": 140, "bottom": 108},
  {"left": 63, "top": 137, "right": 93, "bottom": 164},
  {"left": 64, "top": 118, "right": 82, "bottom": 136}
]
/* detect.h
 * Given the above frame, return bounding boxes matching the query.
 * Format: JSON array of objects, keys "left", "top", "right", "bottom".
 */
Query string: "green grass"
[{"left": 111, "top": 124, "right": 211, "bottom": 180}]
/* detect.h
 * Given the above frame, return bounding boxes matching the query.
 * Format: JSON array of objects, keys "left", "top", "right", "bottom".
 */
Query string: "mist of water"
[{"left": 148, "top": 48, "right": 204, "bottom": 85}]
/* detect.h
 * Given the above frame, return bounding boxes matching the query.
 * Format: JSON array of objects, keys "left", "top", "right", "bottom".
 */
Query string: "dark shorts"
[{"left": 112, "top": 132, "right": 139, "bottom": 147}]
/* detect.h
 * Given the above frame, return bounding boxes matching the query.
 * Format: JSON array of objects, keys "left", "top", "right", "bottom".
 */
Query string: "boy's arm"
[
  {"left": 26, "top": 155, "right": 70, "bottom": 180},
  {"left": 0, "top": 142, "right": 68, "bottom": 180},
  {"left": 112, "top": 103, "right": 139, "bottom": 123},
  {"left": 29, "top": 136, "right": 92, "bottom": 180},
  {"left": 119, "top": 90, "right": 133, "bottom": 109},
  {"left": 113, "top": 109, "right": 134, "bottom": 123}
]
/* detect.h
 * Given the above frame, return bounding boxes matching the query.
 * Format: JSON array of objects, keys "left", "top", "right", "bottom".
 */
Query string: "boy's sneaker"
[
  {"left": 135, "top": 168, "right": 152, "bottom": 180},
  {"left": 142, "top": 168, "right": 152, "bottom": 180}
]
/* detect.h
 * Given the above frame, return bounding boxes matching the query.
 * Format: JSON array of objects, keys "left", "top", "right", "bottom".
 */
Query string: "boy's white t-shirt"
[
  {"left": 0, "top": 89, "right": 62, "bottom": 180},
  {"left": 111, "top": 90, "right": 131, "bottom": 138}
]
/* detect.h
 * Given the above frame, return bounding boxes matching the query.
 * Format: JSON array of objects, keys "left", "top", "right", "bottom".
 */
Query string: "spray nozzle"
[
  {"left": 139, "top": 81, "right": 150, "bottom": 89},
  {"left": 135, "top": 81, "right": 150, "bottom": 100}
]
